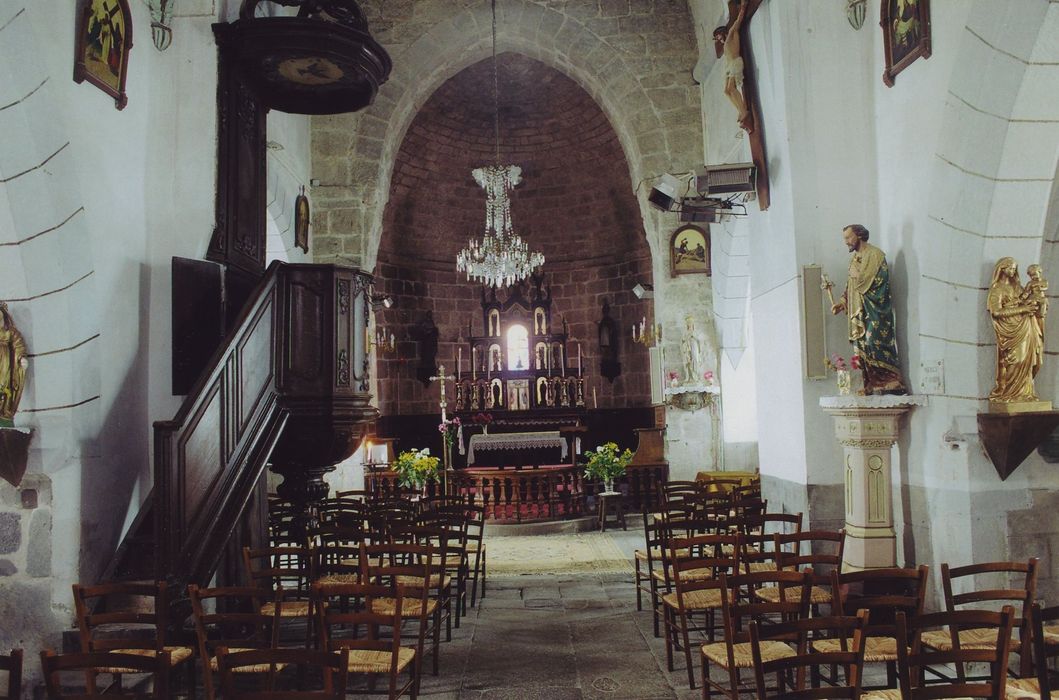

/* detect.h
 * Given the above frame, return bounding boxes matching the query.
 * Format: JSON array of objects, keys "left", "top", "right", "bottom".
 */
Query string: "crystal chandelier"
[{"left": 456, "top": 0, "right": 544, "bottom": 288}]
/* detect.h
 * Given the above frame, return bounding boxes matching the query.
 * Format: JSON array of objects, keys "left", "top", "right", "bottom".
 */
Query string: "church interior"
[{"left": 3, "top": 0, "right": 1059, "bottom": 697}]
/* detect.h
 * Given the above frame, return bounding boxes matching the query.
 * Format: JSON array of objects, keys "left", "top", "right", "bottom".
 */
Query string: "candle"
[
  {"left": 631, "top": 324, "right": 636, "bottom": 340},
  {"left": 577, "top": 342, "right": 582, "bottom": 376},
  {"left": 364, "top": 439, "right": 372, "bottom": 463},
  {"left": 458, "top": 347, "right": 462, "bottom": 379},
  {"left": 472, "top": 347, "right": 477, "bottom": 379},
  {"left": 390, "top": 332, "right": 394, "bottom": 349},
  {"left": 593, "top": 387, "right": 598, "bottom": 409},
  {"left": 560, "top": 346, "right": 565, "bottom": 376}
]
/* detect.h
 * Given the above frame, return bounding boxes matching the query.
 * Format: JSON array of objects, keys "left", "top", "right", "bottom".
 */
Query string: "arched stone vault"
[{"left": 310, "top": 0, "right": 703, "bottom": 269}]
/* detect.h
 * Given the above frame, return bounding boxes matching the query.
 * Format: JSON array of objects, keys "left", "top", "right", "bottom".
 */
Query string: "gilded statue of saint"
[
  {"left": 987, "top": 257, "right": 1049, "bottom": 412},
  {"left": 830, "top": 224, "right": 907, "bottom": 395},
  {"left": 0, "top": 303, "right": 29, "bottom": 426}
]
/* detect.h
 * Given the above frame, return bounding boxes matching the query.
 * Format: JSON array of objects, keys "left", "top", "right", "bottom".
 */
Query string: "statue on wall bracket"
[
  {"left": 0, "top": 302, "right": 31, "bottom": 487},
  {"left": 828, "top": 224, "right": 907, "bottom": 395},
  {"left": 414, "top": 310, "right": 440, "bottom": 387},
  {"left": 986, "top": 257, "right": 1050, "bottom": 413},
  {"left": 597, "top": 299, "right": 621, "bottom": 383}
]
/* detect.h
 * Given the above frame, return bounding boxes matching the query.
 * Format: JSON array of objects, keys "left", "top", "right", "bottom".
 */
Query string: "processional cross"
[
  {"left": 429, "top": 364, "right": 456, "bottom": 421},
  {"left": 429, "top": 364, "right": 457, "bottom": 494}
]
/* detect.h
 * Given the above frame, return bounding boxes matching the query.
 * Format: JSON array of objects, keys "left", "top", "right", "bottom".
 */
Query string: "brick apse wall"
[{"left": 373, "top": 53, "right": 652, "bottom": 416}]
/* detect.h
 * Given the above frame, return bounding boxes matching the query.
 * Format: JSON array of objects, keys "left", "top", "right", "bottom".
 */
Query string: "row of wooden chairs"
[
  {"left": 639, "top": 500, "right": 1054, "bottom": 698},
  {"left": 35, "top": 646, "right": 353, "bottom": 698},
  {"left": 50, "top": 547, "right": 435, "bottom": 699},
  {"left": 270, "top": 494, "right": 488, "bottom": 610}
]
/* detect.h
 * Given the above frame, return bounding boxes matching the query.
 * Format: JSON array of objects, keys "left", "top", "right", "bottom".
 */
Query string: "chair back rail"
[
  {"left": 0, "top": 649, "right": 22, "bottom": 699},
  {"left": 748, "top": 611, "right": 870, "bottom": 699},
  {"left": 895, "top": 607, "right": 1014, "bottom": 700}
]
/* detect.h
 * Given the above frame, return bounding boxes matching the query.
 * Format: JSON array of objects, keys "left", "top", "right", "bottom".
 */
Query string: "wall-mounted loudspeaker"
[{"left": 802, "top": 265, "right": 827, "bottom": 379}]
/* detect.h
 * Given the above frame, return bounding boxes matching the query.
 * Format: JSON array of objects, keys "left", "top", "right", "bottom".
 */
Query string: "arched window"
[{"left": 506, "top": 324, "right": 529, "bottom": 371}]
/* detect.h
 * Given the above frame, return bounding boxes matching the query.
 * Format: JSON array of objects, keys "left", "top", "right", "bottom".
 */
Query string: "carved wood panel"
[
  {"left": 238, "top": 297, "right": 275, "bottom": 431},
  {"left": 180, "top": 383, "right": 223, "bottom": 534}
]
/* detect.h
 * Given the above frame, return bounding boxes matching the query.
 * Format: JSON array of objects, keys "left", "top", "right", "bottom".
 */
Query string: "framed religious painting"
[
  {"left": 294, "top": 186, "right": 310, "bottom": 253},
  {"left": 73, "top": 0, "right": 133, "bottom": 109},
  {"left": 881, "top": 0, "right": 931, "bottom": 87},
  {"left": 670, "top": 225, "right": 711, "bottom": 277}
]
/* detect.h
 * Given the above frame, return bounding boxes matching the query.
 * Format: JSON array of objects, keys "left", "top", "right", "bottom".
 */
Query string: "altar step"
[{"left": 484, "top": 515, "right": 598, "bottom": 536}]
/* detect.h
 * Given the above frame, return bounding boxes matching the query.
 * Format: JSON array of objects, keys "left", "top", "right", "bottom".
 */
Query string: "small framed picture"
[
  {"left": 294, "top": 187, "right": 310, "bottom": 253},
  {"left": 73, "top": 0, "right": 133, "bottom": 110},
  {"left": 881, "top": 0, "right": 931, "bottom": 87},
  {"left": 670, "top": 225, "right": 711, "bottom": 277}
]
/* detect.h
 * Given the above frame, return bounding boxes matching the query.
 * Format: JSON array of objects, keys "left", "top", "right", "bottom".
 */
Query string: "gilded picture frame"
[
  {"left": 880, "top": 0, "right": 931, "bottom": 87},
  {"left": 670, "top": 225, "right": 711, "bottom": 277},
  {"left": 73, "top": 0, "right": 133, "bottom": 110}
]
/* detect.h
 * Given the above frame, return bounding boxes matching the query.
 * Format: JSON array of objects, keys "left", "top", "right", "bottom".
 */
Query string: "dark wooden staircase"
[{"left": 102, "top": 262, "right": 377, "bottom": 602}]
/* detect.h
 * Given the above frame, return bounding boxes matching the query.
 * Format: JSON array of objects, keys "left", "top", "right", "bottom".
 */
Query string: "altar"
[{"left": 465, "top": 430, "right": 568, "bottom": 466}]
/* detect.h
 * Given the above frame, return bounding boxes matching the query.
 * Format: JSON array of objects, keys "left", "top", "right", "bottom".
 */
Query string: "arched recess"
[
  {"left": 371, "top": 53, "right": 654, "bottom": 416},
  {"left": 310, "top": 0, "right": 702, "bottom": 270}
]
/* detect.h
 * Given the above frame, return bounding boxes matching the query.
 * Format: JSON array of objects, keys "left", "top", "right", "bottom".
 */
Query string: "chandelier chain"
[{"left": 492, "top": 0, "right": 500, "bottom": 165}]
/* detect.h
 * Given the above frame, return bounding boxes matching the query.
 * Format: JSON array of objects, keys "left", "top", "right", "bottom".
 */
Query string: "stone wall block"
[
  {"left": 0, "top": 513, "right": 21, "bottom": 555},
  {"left": 26, "top": 508, "right": 51, "bottom": 577}
]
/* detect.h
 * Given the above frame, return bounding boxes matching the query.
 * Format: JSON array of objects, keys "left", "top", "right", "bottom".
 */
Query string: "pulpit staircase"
[{"left": 99, "top": 262, "right": 377, "bottom": 600}]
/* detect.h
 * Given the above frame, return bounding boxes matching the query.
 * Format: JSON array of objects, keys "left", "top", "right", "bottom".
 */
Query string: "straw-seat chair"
[
  {"left": 861, "top": 607, "right": 1015, "bottom": 700},
  {"left": 701, "top": 569, "right": 813, "bottom": 699}
]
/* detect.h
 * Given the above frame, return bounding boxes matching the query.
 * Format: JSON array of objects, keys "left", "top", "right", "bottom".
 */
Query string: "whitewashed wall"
[
  {"left": 0, "top": 0, "right": 314, "bottom": 688},
  {"left": 686, "top": 0, "right": 1059, "bottom": 602}
]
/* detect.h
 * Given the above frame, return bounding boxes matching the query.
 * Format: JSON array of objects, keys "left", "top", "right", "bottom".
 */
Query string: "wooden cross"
[{"left": 429, "top": 364, "right": 457, "bottom": 422}]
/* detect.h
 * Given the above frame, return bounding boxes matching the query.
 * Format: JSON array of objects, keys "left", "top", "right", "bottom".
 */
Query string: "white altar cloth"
[{"left": 466, "top": 430, "right": 568, "bottom": 465}]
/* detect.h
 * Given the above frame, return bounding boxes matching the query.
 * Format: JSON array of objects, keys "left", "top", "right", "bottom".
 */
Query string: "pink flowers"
[
  {"left": 825, "top": 354, "right": 849, "bottom": 372},
  {"left": 703, "top": 370, "right": 714, "bottom": 383},
  {"left": 438, "top": 417, "right": 461, "bottom": 434},
  {"left": 851, "top": 355, "right": 862, "bottom": 370},
  {"left": 667, "top": 371, "right": 679, "bottom": 381}
]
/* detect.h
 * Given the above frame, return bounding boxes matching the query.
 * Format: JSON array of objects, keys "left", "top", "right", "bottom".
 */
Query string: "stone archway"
[{"left": 310, "top": 0, "right": 703, "bottom": 269}]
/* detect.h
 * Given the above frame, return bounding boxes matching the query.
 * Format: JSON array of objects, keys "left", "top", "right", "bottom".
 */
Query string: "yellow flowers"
[{"left": 393, "top": 448, "right": 440, "bottom": 488}]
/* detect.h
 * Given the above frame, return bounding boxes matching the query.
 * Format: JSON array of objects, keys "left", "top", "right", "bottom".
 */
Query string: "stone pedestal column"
[{"left": 820, "top": 395, "right": 926, "bottom": 570}]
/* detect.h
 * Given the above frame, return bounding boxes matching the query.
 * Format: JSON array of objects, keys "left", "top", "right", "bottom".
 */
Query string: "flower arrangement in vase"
[
  {"left": 824, "top": 353, "right": 863, "bottom": 395},
  {"left": 667, "top": 370, "right": 680, "bottom": 388},
  {"left": 472, "top": 412, "right": 493, "bottom": 435},
  {"left": 393, "top": 448, "right": 440, "bottom": 491},
  {"left": 438, "top": 416, "right": 461, "bottom": 450},
  {"left": 703, "top": 370, "right": 715, "bottom": 386},
  {"left": 582, "top": 441, "right": 634, "bottom": 493}
]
